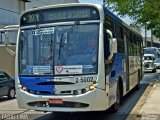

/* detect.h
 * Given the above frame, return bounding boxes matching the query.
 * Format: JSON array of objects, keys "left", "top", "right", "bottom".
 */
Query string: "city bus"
[{"left": 15, "top": 3, "right": 143, "bottom": 112}]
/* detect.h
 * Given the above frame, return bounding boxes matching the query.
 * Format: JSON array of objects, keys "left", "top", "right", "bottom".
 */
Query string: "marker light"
[
  {"left": 89, "top": 85, "right": 95, "bottom": 91},
  {"left": 93, "top": 80, "right": 97, "bottom": 84},
  {"left": 21, "top": 86, "right": 26, "bottom": 91}
]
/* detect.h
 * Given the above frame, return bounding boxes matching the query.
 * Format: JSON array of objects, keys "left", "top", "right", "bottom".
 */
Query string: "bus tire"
[{"left": 111, "top": 82, "right": 121, "bottom": 113}]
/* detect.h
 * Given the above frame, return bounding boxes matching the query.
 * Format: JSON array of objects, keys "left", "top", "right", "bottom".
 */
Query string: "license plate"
[{"left": 48, "top": 98, "right": 63, "bottom": 104}]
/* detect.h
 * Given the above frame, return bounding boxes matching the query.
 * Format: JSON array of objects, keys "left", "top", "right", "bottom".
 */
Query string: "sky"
[{"left": 79, "top": 0, "right": 151, "bottom": 37}]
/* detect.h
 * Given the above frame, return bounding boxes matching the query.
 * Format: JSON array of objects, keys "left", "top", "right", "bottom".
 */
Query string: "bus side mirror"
[{"left": 106, "top": 29, "right": 117, "bottom": 59}]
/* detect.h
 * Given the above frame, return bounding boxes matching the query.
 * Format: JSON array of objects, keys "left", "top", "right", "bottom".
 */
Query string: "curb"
[{"left": 126, "top": 84, "right": 153, "bottom": 120}]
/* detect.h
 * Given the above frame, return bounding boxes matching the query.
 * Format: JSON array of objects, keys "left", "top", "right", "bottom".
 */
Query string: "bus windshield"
[
  {"left": 144, "top": 56, "right": 154, "bottom": 60},
  {"left": 143, "top": 49, "right": 156, "bottom": 55},
  {"left": 19, "top": 23, "right": 99, "bottom": 75}
]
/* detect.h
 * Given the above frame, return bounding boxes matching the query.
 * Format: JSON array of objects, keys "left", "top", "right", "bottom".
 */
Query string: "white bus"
[
  {"left": 15, "top": 3, "right": 143, "bottom": 112},
  {"left": 143, "top": 47, "right": 160, "bottom": 59}
]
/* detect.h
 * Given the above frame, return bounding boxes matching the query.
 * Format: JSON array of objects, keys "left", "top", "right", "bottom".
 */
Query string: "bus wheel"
[{"left": 111, "top": 83, "right": 121, "bottom": 113}]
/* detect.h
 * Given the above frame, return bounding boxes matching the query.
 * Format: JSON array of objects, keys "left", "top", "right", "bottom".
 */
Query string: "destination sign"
[
  {"left": 20, "top": 6, "right": 100, "bottom": 26},
  {"left": 44, "top": 9, "right": 91, "bottom": 21}
]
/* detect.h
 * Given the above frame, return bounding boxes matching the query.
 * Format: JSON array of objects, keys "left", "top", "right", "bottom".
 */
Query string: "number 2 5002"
[{"left": 75, "top": 77, "right": 93, "bottom": 83}]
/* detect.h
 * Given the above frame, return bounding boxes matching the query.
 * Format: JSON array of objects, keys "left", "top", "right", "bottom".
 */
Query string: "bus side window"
[
  {"left": 104, "top": 29, "right": 114, "bottom": 74},
  {"left": 104, "top": 15, "right": 114, "bottom": 59},
  {"left": 115, "top": 24, "right": 124, "bottom": 53},
  {"left": 104, "top": 30, "right": 110, "bottom": 59},
  {"left": 104, "top": 16, "right": 114, "bottom": 34}
]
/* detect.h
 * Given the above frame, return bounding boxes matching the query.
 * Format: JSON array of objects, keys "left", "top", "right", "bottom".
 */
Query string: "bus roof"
[
  {"left": 20, "top": 3, "right": 142, "bottom": 37},
  {"left": 20, "top": 3, "right": 102, "bottom": 15}
]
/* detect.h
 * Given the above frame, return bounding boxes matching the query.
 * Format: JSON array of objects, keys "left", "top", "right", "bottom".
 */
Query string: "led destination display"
[{"left": 21, "top": 6, "right": 100, "bottom": 26}]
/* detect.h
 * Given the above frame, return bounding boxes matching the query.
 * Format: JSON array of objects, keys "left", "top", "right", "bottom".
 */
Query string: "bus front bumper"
[{"left": 16, "top": 88, "right": 107, "bottom": 112}]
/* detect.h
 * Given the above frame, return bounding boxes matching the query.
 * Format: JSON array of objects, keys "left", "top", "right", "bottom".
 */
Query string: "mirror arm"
[
  {"left": 106, "top": 29, "right": 113, "bottom": 60},
  {"left": 106, "top": 29, "right": 113, "bottom": 39}
]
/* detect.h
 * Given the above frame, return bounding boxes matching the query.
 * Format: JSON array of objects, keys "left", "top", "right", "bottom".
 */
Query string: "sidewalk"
[
  {"left": 127, "top": 82, "right": 160, "bottom": 120},
  {"left": 138, "top": 83, "right": 160, "bottom": 120}
]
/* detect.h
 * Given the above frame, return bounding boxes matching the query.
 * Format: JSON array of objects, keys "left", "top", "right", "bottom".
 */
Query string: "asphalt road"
[
  {"left": 142, "top": 70, "right": 160, "bottom": 84},
  {"left": 0, "top": 70, "right": 160, "bottom": 120}
]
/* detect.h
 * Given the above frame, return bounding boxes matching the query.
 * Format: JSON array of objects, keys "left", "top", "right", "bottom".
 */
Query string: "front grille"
[
  {"left": 61, "top": 91, "right": 72, "bottom": 94},
  {"left": 28, "top": 101, "right": 89, "bottom": 108},
  {"left": 144, "top": 62, "right": 152, "bottom": 68},
  {"left": 144, "top": 64, "right": 149, "bottom": 68}
]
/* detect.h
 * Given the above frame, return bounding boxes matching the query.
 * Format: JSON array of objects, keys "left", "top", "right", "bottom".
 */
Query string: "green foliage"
[{"left": 103, "top": 0, "right": 160, "bottom": 38}]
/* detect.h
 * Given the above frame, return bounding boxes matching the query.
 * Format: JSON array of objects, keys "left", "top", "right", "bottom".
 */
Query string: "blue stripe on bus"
[
  {"left": 109, "top": 53, "right": 126, "bottom": 83},
  {"left": 19, "top": 76, "right": 55, "bottom": 95}
]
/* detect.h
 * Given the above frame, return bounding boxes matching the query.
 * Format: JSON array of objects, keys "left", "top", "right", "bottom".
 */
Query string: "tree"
[{"left": 103, "top": 0, "right": 160, "bottom": 38}]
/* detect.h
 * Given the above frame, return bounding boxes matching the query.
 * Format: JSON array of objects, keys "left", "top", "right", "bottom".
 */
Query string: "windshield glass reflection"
[{"left": 19, "top": 23, "right": 99, "bottom": 75}]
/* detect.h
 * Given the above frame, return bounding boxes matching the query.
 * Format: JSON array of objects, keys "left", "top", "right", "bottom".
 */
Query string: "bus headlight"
[
  {"left": 21, "top": 86, "right": 26, "bottom": 91},
  {"left": 89, "top": 85, "right": 95, "bottom": 91}
]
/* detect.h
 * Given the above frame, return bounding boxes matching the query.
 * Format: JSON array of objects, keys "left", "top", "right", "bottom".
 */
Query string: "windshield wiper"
[
  {"left": 66, "top": 21, "right": 80, "bottom": 39},
  {"left": 58, "top": 21, "right": 80, "bottom": 63}
]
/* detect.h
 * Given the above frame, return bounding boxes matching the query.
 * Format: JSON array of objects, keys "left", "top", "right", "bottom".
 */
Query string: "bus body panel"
[
  {"left": 16, "top": 87, "right": 107, "bottom": 112},
  {"left": 107, "top": 53, "right": 126, "bottom": 107},
  {"left": 128, "top": 56, "right": 140, "bottom": 90}
]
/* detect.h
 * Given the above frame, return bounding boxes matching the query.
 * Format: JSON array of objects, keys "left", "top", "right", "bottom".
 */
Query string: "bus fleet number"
[{"left": 75, "top": 77, "right": 93, "bottom": 83}]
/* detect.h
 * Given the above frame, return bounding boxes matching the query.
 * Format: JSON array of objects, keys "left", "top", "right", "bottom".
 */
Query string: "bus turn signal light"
[
  {"left": 89, "top": 85, "right": 95, "bottom": 91},
  {"left": 93, "top": 80, "right": 97, "bottom": 84}
]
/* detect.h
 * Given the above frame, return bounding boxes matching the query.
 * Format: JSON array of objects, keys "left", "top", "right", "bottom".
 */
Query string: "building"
[
  {"left": 0, "top": 0, "right": 79, "bottom": 28},
  {"left": 144, "top": 37, "right": 160, "bottom": 48},
  {"left": 25, "top": 0, "right": 78, "bottom": 9},
  {"left": 0, "top": 0, "right": 25, "bottom": 28}
]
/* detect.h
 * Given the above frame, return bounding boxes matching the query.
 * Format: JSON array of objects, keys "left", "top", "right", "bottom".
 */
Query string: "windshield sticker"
[
  {"left": 26, "top": 66, "right": 33, "bottom": 73},
  {"left": 32, "top": 28, "right": 55, "bottom": 35},
  {"left": 55, "top": 65, "right": 82, "bottom": 74},
  {"left": 26, "top": 66, "right": 51, "bottom": 74},
  {"left": 33, "top": 66, "right": 51, "bottom": 74}
]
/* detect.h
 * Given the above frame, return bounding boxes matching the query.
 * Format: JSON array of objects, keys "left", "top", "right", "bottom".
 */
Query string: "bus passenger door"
[{"left": 124, "top": 33, "right": 130, "bottom": 91}]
